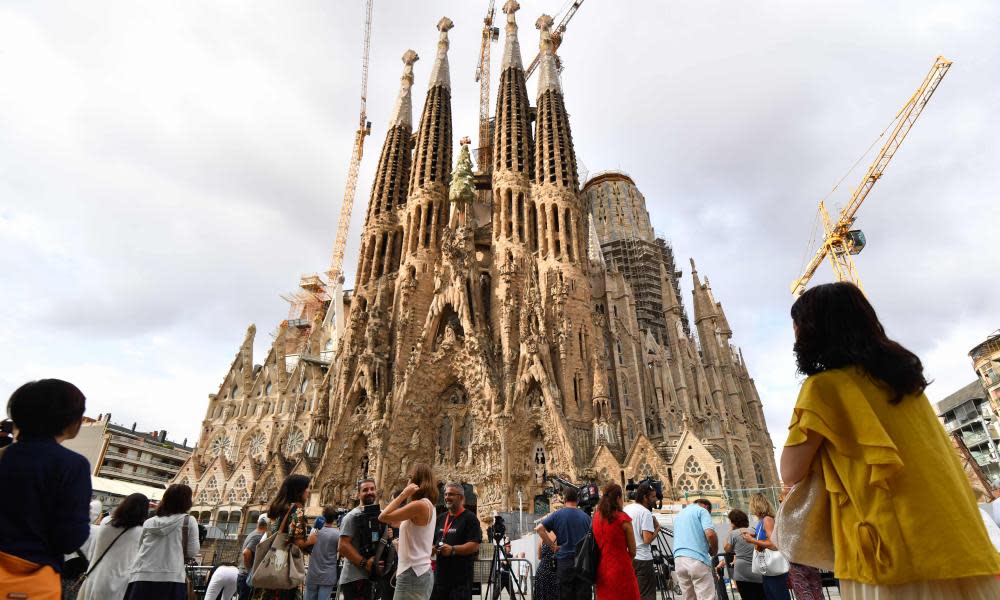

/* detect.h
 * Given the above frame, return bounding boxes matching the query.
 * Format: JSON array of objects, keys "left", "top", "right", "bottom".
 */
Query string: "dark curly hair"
[{"left": 791, "top": 282, "right": 928, "bottom": 404}]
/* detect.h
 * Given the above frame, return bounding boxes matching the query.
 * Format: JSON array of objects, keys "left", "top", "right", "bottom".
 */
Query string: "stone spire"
[
  {"left": 533, "top": 14, "right": 578, "bottom": 189},
  {"left": 427, "top": 17, "right": 453, "bottom": 90},
  {"left": 409, "top": 17, "right": 454, "bottom": 195},
  {"left": 366, "top": 51, "right": 419, "bottom": 226},
  {"left": 493, "top": 0, "right": 533, "bottom": 176},
  {"left": 690, "top": 258, "right": 715, "bottom": 325},
  {"left": 388, "top": 50, "right": 419, "bottom": 129},
  {"left": 535, "top": 14, "right": 561, "bottom": 99},
  {"left": 501, "top": 1, "right": 523, "bottom": 70}
]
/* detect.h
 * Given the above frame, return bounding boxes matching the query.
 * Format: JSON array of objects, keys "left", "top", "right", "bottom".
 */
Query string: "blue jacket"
[{"left": 0, "top": 435, "right": 92, "bottom": 572}]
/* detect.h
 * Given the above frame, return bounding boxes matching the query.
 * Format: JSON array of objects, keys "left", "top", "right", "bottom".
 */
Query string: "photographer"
[
  {"left": 338, "top": 479, "right": 385, "bottom": 600},
  {"left": 431, "top": 483, "right": 481, "bottom": 600}
]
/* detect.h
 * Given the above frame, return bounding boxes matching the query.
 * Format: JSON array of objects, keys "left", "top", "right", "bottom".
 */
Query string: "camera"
[{"left": 487, "top": 514, "right": 506, "bottom": 543}]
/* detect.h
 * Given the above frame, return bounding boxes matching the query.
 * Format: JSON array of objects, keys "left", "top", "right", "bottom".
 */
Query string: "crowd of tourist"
[{"left": 2, "top": 281, "right": 1000, "bottom": 600}]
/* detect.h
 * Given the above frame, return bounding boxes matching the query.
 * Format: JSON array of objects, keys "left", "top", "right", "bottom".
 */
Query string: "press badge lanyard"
[{"left": 441, "top": 508, "right": 464, "bottom": 543}]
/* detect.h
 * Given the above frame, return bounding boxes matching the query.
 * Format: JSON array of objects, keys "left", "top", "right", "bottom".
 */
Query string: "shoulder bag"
[
  {"left": 572, "top": 520, "right": 600, "bottom": 585},
  {"left": 250, "top": 507, "right": 306, "bottom": 590},
  {"left": 64, "top": 527, "right": 130, "bottom": 597},
  {"left": 751, "top": 519, "right": 790, "bottom": 577},
  {"left": 179, "top": 515, "right": 197, "bottom": 600},
  {"left": 773, "top": 469, "right": 835, "bottom": 571}
]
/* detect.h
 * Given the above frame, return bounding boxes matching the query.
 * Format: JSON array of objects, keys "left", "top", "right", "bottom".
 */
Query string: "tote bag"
[
  {"left": 250, "top": 510, "right": 305, "bottom": 590},
  {"left": 773, "top": 470, "right": 835, "bottom": 571},
  {"left": 572, "top": 526, "right": 600, "bottom": 585}
]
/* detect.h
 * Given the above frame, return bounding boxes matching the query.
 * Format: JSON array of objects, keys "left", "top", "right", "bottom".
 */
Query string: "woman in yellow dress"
[{"left": 780, "top": 282, "right": 1000, "bottom": 599}]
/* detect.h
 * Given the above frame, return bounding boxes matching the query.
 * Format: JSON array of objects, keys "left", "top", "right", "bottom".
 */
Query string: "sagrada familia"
[{"left": 174, "top": 3, "right": 779, "bottom": 531}]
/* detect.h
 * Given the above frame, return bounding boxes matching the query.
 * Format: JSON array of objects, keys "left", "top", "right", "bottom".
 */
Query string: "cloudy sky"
[{"left": 2, "top": 0, "right": 998, "bottom": 467}]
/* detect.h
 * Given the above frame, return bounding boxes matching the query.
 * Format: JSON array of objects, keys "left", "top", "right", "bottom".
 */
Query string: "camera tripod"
[
  {"left": 650, "top": 528, "right": 680, "bottom": 600},
  {"left": 483, "top": 540, "right": 526, "bottom": 600}
]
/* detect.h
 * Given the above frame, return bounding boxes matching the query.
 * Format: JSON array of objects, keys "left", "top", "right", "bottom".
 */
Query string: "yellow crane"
[
  {"left": 326, "top": 0, "right": 374, "bottom": 286},
  {"left": 475, "top": 0, "right": 499, "bottom": 171},
  {"left": 790, "top": 56, "right": 952, "bottom": 297},
  {"left": 524, "top": 0, "right": 585, "bottom": 79}
]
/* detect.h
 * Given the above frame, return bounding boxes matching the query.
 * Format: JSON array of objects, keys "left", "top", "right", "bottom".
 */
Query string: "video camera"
[
  {"left": 625, "top": 477, "right": 665, "bottom": 509},
  {"left": 544, "top": 476, "right": 600, "bottom": 514},
  {"left": 487, "top": 514, "right": 506, "bottom": 543}
]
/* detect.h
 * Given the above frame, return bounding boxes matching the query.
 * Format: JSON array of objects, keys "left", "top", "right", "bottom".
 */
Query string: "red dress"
[{"left": 593, "top": 510, "right": 641, "bottom": 600}]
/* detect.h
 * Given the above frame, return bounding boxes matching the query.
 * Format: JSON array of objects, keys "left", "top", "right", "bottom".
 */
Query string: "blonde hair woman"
[
  {"left": 379, "top": 463, "right": 437, "bottom": 600},
  {"left": 781, "top": 283, "right": 1000, "bottom": 598},
  {"left": 742, "top": 494, "right": 789, "bottom": 600}
]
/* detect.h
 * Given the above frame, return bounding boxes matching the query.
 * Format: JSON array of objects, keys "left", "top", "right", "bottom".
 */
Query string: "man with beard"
[
  {"left": 339, "top": 479, "right": 383, "bottom": 600},
  {"left": 431, "top": 483, "right": 482, "bottom": 600}
]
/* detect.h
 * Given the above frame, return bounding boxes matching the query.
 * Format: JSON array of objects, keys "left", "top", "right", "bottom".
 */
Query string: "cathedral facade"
[{"left": 174, "top": 3, "right": 779, "bottom": 533}]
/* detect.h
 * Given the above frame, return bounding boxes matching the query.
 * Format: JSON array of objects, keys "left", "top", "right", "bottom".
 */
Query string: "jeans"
[
  {"left": 555, "top": 557, "right": 590, "bottom": 600},
  {"left": 761, "top": 573, "right": 790, "bottom": 600},
  {"left": 395, "top": 567, "right": 434, "bottom": 600},
  {"left": 236, "top": 572, "right": 253, "bottom": 600},
  {"left": 305, "top": 584, "right": 336, "bottom": 600}
]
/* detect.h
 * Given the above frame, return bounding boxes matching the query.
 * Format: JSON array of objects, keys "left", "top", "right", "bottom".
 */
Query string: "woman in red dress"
[{"left": 593, "top": 483, "right": 640, "bottom": 600}]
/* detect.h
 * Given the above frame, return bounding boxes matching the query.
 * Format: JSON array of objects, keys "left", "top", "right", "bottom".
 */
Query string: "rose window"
[
  {"left": 248, "top": 432, "right": 267, "bottom": 458},
  {"left": 210, "top": 435, "right": 234, "bottom": 460},
  {"left": 284, "top": 430, "right": 305, "bottom": 455}
]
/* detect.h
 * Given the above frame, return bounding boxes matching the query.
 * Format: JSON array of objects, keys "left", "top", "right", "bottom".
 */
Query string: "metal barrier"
[{"left": 472, "top": 557, "right": 534, "bottom": 599}]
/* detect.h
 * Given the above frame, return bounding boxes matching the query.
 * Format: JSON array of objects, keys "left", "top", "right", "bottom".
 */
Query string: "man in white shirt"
[{"left": 623, "top": 483, "right": 659, "bottom": 600}]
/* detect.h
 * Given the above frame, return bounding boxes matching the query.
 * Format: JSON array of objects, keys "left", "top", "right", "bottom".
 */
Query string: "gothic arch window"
[
  {"left": 752, "top": 455, "right": 766, "bottom": 486},
  {"left": 201, "top": 476, "right": 220, "bottom": 505},
  {"left": 697, "top": 473, "right": 717, "bottom": 491},
  {"left": 300, "top": 378, "right": 309, "bottom": 394},
  {"left": 617, "top": 341, "right": 624, "bottom": 365},
  {"left": 626, "top": 418, "right": 635, "bottom": 442},
  {"left": 283, "top": 429, "right": 305, "bottom": 456},
  {"left": 230, "top": 384, "right": 239, "bottom": 399},
  {"left": 638, "top": 460, "right": 654, "bottom": 479},
  {"left": 437, "top": 416, "right": 453, "bottom": 464},
  {"left": 675, "top": 473, "right": 696, "bottom": 493},
  {"left": 228, "top": 475, "right": 251, "bottom": 504},
  {"left": 265, "top": 381, "right": 273, "bottom": 396},
  {"left": 684, "top": 456, "right": 704, "bottom": 476},
  {"left": 256, "top": 475, "right": 277, "bottom": 503}
]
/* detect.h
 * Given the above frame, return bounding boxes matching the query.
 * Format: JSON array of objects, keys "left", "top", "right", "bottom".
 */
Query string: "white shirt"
[
  {"left": 624, "top": 502, "right": 656, "bottom": 561},
  {"left": 397, "top": 498, "right": 436, "bottom": 577}
]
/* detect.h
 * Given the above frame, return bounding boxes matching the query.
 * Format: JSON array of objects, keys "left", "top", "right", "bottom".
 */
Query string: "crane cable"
[{"left": 796, "top": 102, "right": 907, "bottom": 276}]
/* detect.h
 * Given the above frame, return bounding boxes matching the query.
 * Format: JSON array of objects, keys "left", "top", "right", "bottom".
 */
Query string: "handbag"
[
  {"left": 0, "top": 551, "right": 61, "bottom": 600},
  {"left": 751, "top": 521, "right": 790, "bottom": 576},
  {"left": 60, "top": 549, "right": 88, "bottom": 599},
  {"left": 64, "top": 527, "right": 130, "bottom": 598},
  {"left": 572, "top": 524, "right": 600, "bottom": 585},
  {"left": 773, "top": 469, "right": 835, "bottom": 571},
  {"left": 250, "top": 508, "right": 306, "bottom": 590}
]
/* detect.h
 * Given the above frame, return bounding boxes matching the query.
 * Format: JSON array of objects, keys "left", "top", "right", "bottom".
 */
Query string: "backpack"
[{"left": 572, "top": 526, "right": 599, "bottom": 585}]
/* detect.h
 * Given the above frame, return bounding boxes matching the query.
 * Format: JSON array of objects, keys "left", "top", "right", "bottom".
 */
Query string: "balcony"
[
  {"left": 99, "top": 465, "right": 173, "bottom": 485},
  {"left": 104, "top": 450, "right": 183, "bottom": 471},
  {"left": 109, "top": 434, "right": 191, "bottom": 460}
]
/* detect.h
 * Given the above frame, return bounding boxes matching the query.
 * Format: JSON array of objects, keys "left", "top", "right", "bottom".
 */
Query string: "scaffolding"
[{"left": 600, "top": 234, "right": 691, "bottom": 343}]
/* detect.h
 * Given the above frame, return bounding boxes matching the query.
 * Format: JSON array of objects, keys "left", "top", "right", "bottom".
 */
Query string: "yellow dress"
[{"left": 786, "top": 366, "right": 1000, "bottom": 597}]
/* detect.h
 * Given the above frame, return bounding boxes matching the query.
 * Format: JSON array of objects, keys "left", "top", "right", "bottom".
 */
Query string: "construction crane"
[
  {"left": 524, "top": 0, "right": 585, "bottom": 79},
  {"left": 474, "top": 1, "right": 499, "bottom": 171},
  {"left": 326, "top": 0, "right": 374, "bottom": 287},
  {"left": 790, "top": 56, "right": 952, "bottom": 297}
]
